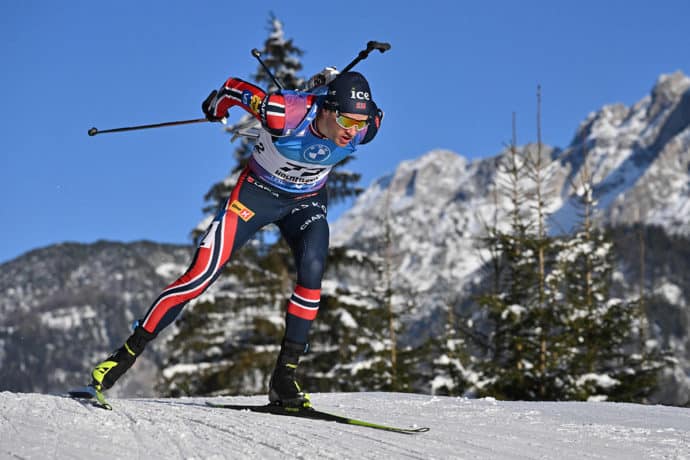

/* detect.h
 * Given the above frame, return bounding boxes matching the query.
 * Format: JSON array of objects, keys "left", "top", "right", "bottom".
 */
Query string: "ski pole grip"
[
  {"left": 339, "top": 41, "right": 392, "bottom": 74},
  {"left": 367, "top": 41, "right": 391, "bottom": 53}
]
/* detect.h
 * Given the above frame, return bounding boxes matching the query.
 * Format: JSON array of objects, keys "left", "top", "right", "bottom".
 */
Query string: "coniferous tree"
[
  {"left": 556, "top": 164, "right": 667, "bottom": 402},
  {"left": 427, "top": 294, "right": 473, "bottom": 396},
  {"left": 522, "top": 87, "right": 571, "bottom": 398},
  {"left": 472, "top": 116, "right": 549, "bottom": 399},
  {"left": 471, "top": 107, "right": 563, "bottom": 400},
  {"left": 157, "top": 242, "right": 292, "bottom": 397},
  {"left": 471, "top": 117, "right": 669, "bottom": 402},
  {"left": 302, "top": 247, "right": 390, "bottom": 391}
]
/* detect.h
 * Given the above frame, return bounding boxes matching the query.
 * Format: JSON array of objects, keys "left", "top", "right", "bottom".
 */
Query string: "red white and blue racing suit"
[{"left": 138, "top": 77, "right": 381, "bottom": 345}]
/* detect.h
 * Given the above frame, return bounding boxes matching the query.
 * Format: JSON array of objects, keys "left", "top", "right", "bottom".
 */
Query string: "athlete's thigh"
[
  {"left": 278, "top": 192, "right": 329, "bottom": 285},
  {"left": 216, "top": 179, "right": 284, "bottom": 251}
]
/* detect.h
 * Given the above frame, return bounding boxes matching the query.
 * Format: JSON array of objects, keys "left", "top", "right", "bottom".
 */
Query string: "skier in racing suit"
[{"left": 87, "top": 70, "right": 383, "bottom": 407}]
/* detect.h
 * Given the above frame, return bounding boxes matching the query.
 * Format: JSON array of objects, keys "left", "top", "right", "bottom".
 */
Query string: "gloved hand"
[
  {"left": 306, "top": 67, "right": 339, "bottom": 90},
  {"left": 202, "top": 90, "right": 226, "bottom": 122}
]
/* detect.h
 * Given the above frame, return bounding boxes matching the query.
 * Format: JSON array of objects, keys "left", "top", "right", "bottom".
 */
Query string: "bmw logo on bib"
[{"left": 303, "top": 144, "right": 331, "bottom": 162}]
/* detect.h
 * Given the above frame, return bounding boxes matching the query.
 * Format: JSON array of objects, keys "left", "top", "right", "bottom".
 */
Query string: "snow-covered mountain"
[
  {"left": 555, "top": 71, "right": 690, "bottom": 232},
  {"left": 0, "top": 241, "right": 192, "bottom": 396},
  {"left": 2, "top": 392, "right": 689, "bottom": 459},
  {"left": 333, "top": 71, "right": 690, "bottom": 287}
]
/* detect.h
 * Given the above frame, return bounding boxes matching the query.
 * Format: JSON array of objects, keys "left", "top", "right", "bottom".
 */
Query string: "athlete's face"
[{"left": 319, "top": 110, "right": 369, "bottom": 147}]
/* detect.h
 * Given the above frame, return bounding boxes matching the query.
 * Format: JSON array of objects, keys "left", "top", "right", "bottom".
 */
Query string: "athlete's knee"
[
  {"left": 298, "top": 253, "right": 327, "bottom": 287},
  {"left": 307, "top": 254, "right": 327, "bottom": 276}
]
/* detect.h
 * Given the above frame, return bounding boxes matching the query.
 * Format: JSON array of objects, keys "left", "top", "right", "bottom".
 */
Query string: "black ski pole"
[
  {"left": 304, "top": 41, "right": 392, "bottom": 89},
  {"left": 340, "top": 41, "right": 391, "bottom": 74},
  {"left": 251, "top": 48, "right": 284, "bottom": 90},
  {"left": 87, "top": 41, "right": 391, "bottom": 138},
  {"left": 87, "top": 118, "right": 208, "bottom": 136}
]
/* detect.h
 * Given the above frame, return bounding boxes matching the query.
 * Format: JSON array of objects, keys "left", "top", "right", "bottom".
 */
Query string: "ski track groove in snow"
[
  {"left": 144, "top": 399, "right": 277, "bottom": 459},
  {"left": 116, "top": 405, "right": 148, "bottom": 459},
  {"left": 2, "top": 392, "right": 690, "bottom": 459},
  {"left": 187, "top": 417, "right": 288, "bottom": 459}
]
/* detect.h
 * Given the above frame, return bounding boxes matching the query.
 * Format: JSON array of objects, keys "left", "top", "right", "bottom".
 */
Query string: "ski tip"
[{"left": 68, "top": 385, "right": 113, "bottom": 410}]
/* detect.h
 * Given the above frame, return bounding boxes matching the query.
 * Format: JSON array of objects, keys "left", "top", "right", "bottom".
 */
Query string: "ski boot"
[
  {"left": 90, "top": 325, "right": 156, "bottom": 392},
  {"left": 268, "top": 339, "right": 311, "bottom": 409}
]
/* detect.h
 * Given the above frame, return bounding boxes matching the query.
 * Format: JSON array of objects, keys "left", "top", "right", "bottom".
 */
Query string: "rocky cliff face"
[{"left": 555, "top": 71, "right": 690, "bottom": 232}]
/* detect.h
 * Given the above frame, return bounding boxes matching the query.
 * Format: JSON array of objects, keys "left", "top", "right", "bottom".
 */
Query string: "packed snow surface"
[{"left": 1, "top": 392, "right": 689, "bottom": 459}]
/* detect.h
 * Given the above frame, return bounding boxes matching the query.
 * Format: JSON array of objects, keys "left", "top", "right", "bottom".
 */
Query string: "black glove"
[{"left": 202, "top": 90, "right": 225, "bottom": 122}]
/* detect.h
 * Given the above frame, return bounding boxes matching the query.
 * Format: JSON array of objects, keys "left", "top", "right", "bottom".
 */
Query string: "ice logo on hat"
[
  {"left": 351, "top": 89, "right": 370, "bottom": 111},
  {"left": 303, "top": 144, "right": 331, "bottom": 162},
  {"left": 350, "top": 89, "right": 370, "bottom": 101}
]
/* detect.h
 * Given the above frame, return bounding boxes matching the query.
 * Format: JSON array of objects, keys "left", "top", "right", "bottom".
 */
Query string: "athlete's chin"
[{"left": 336, "top": 136, "right": 352, "bottom": 146}]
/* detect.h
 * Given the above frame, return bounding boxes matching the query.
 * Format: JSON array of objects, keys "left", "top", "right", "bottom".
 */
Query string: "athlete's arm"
[{"left": 202, "top": 78, "right": 317, "bottom": 136}]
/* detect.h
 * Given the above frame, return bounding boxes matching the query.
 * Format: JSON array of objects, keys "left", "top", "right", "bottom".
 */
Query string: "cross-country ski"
[{"left": 205, "top": 401, "right": 430, "bottom": 434}]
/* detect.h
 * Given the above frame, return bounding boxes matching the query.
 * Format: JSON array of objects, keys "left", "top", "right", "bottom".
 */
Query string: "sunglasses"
[{"left": 335, "top": 111, "right": 369, "bottom": 131}]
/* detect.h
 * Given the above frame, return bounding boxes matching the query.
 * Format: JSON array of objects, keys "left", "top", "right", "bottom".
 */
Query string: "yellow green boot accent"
[
  {"left": 90, "top": 326, "right": 155, "bottom": 390},
  {"left": 268, "top": 339, "right": 311, "bottom": 408}
]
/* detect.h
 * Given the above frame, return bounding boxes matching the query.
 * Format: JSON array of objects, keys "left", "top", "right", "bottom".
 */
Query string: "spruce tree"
[
  {"left": 472, "top": 135, "right": 668, "bottom": 402},
  {"left": 427, "top": 294, "right": 473, "bottom": 396},
  {"left": 472, "top": 121, "right": 549, "bottom": 400},
  {"left": 524, "top": 87, "right": 569, "bottom": 399},
  {"left": 471, "top": 113, "right": 570, "bottom": 400},
  {"left": 557, "top": 167, "right": 666, "bottom": 402},
  {"left": 305, "top": 247, "right": 411, "bottom": 393}
]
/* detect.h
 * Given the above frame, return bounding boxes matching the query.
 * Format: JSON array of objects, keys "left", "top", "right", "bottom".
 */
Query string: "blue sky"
[{"left": 2, "top": 1, "right": 689, "bottom": 264}]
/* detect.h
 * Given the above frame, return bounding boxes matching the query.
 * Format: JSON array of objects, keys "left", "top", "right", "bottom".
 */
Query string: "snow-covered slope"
[{"left": 1, "top": 392, "right": 689, "bottom": 459}]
